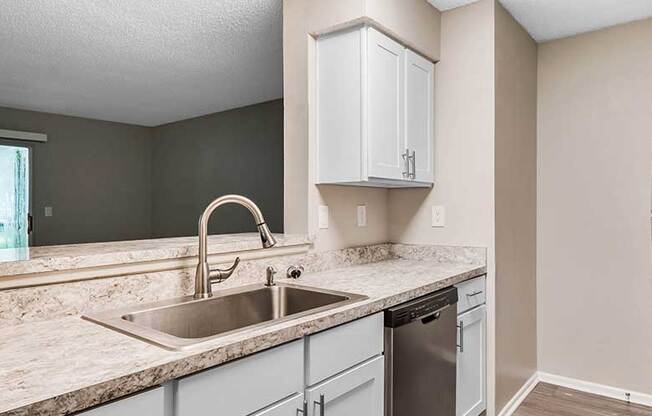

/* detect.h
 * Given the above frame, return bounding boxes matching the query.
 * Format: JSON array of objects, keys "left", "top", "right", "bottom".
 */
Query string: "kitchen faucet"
[{"left": 194, "top": 194, "right": 277, "bottom": 299}]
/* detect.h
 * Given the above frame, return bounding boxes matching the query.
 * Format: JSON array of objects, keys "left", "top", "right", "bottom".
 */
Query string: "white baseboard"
[
  {"left": 497, "top": 371, "right": 652, "bottom": 415},
  {"left": 497, "top": 372, "right": 539, "bottom": 416},
  {"left": 538, "top": 372, "right": 652, "bottom": 408}
]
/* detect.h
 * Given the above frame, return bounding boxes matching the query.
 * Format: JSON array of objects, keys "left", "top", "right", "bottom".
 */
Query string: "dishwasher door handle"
[{"left": 457, "top": 321, "right": 464, "bottom": 352}]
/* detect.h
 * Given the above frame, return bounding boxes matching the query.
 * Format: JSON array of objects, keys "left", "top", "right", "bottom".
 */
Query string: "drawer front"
[
  {"left": 456, "top": 275, "right": 486, "bottom": 314},
  {"left": 306, "top": 313, "right": 384, "bottom": 386},
  {"left": 77, "top": 387, "right": 165, "bottom": 416},
  {"left": 175, "top": 340, "right": 304, "bottom": 416}
]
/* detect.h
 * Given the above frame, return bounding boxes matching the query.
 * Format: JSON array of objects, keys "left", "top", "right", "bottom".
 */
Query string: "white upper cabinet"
[
  {"left": 316, "top": 26, "right": 435, "bottom": 188},
  {"left": 404, "top": 49, "right": 434, "bottom": 183}
]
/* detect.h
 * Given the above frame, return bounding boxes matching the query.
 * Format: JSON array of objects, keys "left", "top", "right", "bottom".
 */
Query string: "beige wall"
[
  {"left": 283, "top": 0, "right": 441, "bottom": 251},
  {"left": 387, "top": 0, "right": 498, "bottom": 411},
  {"left": 365, "top": 0, "right": 441, "bottom": 59},
  {"left": 388, "top": 0, "right": 495, "bottom": 249},
  {"left": 388, "top": 2, "right": 540, "bottom": 413},
  {"left": 538, "top": 18, "right": 652, "bottom": 394},
  {"left": 283, "top": 0, "right": 365, "bottom": 237},
  {"left": 494, "top": 2, "right": 538, "bottom": 412}
]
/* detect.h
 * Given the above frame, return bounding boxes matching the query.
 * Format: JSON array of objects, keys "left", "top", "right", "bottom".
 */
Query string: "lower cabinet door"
[
  {"left": 250, "top": 393, "right": 305, "bottom": 416},
  {"left": 305, "top": 355, "right": 384, "bottom": 416},
  {"left": 456, "top": 305, "right": 487, "bottom": 416}
]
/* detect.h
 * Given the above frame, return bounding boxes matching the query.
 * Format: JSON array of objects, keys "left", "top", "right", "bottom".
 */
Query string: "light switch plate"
[
  {"left": 357, "top": 205, "right": 367, "bottom": 227},
  {"left": 44, "top": 206, "right": 53, "bottom": 217},
  {"left": 318, "top": 205, "right": 329, "bottom": 229},
  {"left": 432, "top": 205, "right": 445, "bottom": 227}
]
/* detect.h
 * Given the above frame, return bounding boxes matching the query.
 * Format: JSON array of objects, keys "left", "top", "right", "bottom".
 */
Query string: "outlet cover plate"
[
  {"left": 432, "top": 205, "right": 445, "bottom": 227},
  {"left": 357, "top": 205, "right": 367, "bottom": 227},
  {"left": 318, "top": 205, "right": 329, "bottom": 229}
]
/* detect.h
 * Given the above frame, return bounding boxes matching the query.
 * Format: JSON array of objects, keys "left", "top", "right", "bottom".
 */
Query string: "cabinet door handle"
[
  {"left": 401, "top": 150, "right": 410, "bottom": 177},
  {"left": 466, "top": 290, "right": 483, "bottom": 298},
  {"left": 314, "top": 394, "right": 325, "bottom": 416},
  {"left": 408, "top": 150, "right": 416, "bottom": 179},
  {"left": 457, "top": 321, "right": 464, "bottom": 353},
  {"left": 297, "top": 400, "right": 308, "bottom": 415}
]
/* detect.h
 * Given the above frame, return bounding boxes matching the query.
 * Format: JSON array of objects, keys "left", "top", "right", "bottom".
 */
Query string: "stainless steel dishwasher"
[{"left": 384, "top": 286, "right": 458, "bottom": 416}]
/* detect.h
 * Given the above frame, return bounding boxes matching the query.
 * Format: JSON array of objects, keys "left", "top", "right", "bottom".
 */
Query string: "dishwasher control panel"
[{"left": 385, "top": 286, "right": 458, "bottom": 327}]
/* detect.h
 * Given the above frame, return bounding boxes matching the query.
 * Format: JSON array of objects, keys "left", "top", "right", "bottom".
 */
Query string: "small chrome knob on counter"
[
  {"left": 265, "top": 266, "right": 277, "bottom": 286},
  {"left": 286, "top": 265, "right": 304, "bottom": 279}
]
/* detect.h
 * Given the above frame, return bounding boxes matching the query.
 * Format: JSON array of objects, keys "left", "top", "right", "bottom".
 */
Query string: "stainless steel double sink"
[{"left": 83, "top": 283, "right": 367, "bottom": 351}]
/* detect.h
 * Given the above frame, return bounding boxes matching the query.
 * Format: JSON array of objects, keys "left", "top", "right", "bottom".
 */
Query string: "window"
[{"left": 0, "top": 144, "right": 30, "bottom": 248}]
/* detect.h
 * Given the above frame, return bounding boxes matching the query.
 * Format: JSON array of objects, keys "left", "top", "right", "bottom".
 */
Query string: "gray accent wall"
[
  {"left": 0, "top": 99, "right": 284, "bottom": 246},
  {"left": 150, "top": 99, "right": 284, "bottom": 237},
  {"left": 0, "top": 106, "right": 152, "bottom": 246}
]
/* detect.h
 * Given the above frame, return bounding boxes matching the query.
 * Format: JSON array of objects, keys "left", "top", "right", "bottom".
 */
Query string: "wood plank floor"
[{"left": 514, "top": 383, "right": 652, "bottom": 416}]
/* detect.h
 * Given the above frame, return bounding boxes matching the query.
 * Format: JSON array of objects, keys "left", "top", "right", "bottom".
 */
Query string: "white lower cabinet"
[
  {"left": 175, "top": 340, "right": 304, "bottom": 416},
  {"left": 305, "top": 356, "right": 384, "bottom": 416},
  {"left": 77, "top": 386, "right": 166, "bottom": 416},
  {"left": 306, "top": 313, "right": 384, "bottom": 386},
  {"left": 250, "top": 393, "right": 305, "bottom": 416},
  {"left": 79, "top": 314, "right": 386, "bottom": 416},
  {"left": 456, "top": 305, "right": 487, "bottom": 416}
]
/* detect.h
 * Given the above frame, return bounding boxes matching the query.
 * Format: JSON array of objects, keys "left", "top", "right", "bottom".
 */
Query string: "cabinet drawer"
[
  {"left": 456, "top": 275, "right": 486, "bottom": 314},
  {"left": 77, "top": 386, "right": 165, "bottom": 416},
  {"left": 306, "top": 313, "right": 383, "bottom": 386},
  {"left": 175, "top": 340, "right": 304, "bottom": 416}
]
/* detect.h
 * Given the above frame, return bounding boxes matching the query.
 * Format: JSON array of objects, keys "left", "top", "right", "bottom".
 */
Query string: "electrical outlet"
[
  {"left": 44, "top": 206, "right": 53, "bottom": 217},
  {"left": 432, "top": 205, "right": 445, "bottom": 227},
  {"left": 318, "top": 205, "right": 329, "bottom": 229},
  {"left": 357, "top": 205, "right": 367, "bottom": 227}
]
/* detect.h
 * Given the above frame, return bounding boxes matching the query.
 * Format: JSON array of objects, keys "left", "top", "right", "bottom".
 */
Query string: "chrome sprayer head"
[{"left": 257, "top": 222, "right": 277, "bottom": 248}]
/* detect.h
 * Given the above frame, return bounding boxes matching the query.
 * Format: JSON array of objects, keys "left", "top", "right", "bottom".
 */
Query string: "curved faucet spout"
[{"left": 194, "top": 195, "right": 277, "bottom": 299}]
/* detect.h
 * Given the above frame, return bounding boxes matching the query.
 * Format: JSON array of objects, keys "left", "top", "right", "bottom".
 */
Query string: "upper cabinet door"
[
  {"left": 366, "top": 27, "right": 406, "bottom": 181},
  {"left": 404, "top": 49, "right": 434, "bottom": 183}
]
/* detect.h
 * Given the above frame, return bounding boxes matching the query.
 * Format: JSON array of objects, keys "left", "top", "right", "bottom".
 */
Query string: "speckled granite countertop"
[
  {"left": 0, "top": 258, "right": 486, "bottom": 416},
  {"left": 0, "top": 233, "right": 310, "bottom": 277}
]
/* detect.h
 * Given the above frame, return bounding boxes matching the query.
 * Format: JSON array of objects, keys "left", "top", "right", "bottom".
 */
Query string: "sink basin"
[{"left": 83, "top": 283, "right": 367, "bottom": 350}]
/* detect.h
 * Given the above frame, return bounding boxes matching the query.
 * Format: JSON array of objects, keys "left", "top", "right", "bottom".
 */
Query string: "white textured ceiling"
[
  {"left": 428, "top": 0, "right": 479, "bottom": 12},
  {"left": 0, "top": 0, "right": 282, "bottom": 126},
  {"left": 428, "top": 0, "right": 652, "bottom": 42}
]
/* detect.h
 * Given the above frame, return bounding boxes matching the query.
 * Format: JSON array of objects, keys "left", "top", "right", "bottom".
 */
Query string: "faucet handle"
[
  {"left": 265, "top": 266, "right": 277, "bottom": 286},
  {"left": 287, "top": 265, "right": 304, "bottom": 279},
  {"left": 209, "top": 257, "right": 240, "bottom": 283}
]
